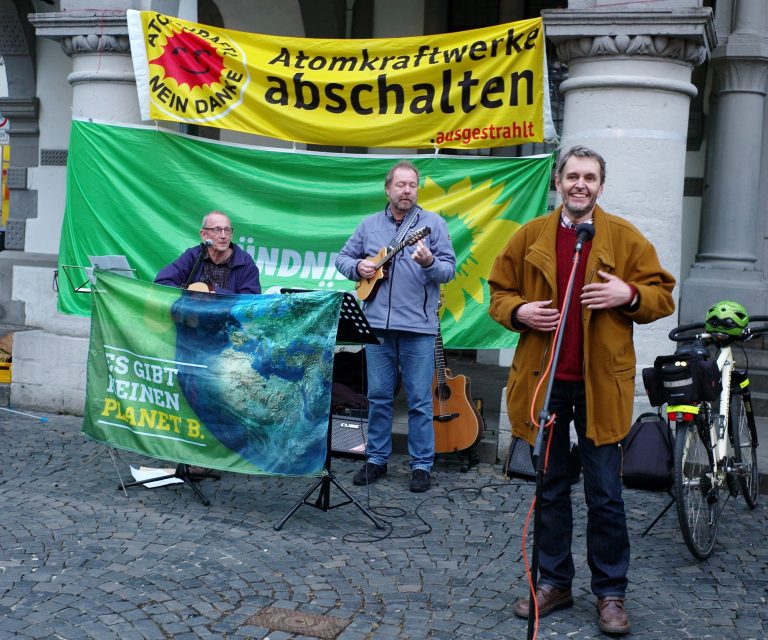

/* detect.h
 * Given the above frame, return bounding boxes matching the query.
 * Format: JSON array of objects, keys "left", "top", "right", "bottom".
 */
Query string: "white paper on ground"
[{"left": 130, "top": 465, "right": 183, "bottom": 488}]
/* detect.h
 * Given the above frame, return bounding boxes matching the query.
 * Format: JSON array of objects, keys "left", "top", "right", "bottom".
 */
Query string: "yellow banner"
[{"left": 127, "top": 11, "right": 551, "bottom": 149}]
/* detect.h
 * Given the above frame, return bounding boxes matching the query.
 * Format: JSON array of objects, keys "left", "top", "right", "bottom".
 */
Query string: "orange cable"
[
  {"left": 521, "top": 496, "right": 539, "bottom": 639},
  {"left": 520, "top": 254, "right": 582, "bottom": 640}
]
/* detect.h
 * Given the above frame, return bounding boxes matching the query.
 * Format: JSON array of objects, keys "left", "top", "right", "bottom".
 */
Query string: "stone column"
[
  {"left": 29, "top": 10, "right": 140, "bottom": 124},
  {"left": 680, "top": 1, "right": 768, "bottom": 322},
  {"left": 14, "top": 7, "right": 141, "bottom": 413},
  {"left": 543, "top": 6, "right": 715, "bottom": 405}
]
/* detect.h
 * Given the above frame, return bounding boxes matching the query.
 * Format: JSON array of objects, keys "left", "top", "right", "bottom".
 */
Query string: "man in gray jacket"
[{"left": 335, "top": 160, "right": 456, "bottom": 492}]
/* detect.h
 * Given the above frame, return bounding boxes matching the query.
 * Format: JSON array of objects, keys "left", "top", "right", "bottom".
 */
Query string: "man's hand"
[
  {"left": 515, "top": 300, "right": 560, "bottom": 332},
  {"left": 581, "top": 270, "right": 633, "bottom": 309},
  {"left": 411, "top": 239, "right": 434, "bottom": 267},
  {"left": 356, "top": 258, "right": 378, "bottom": 279}
]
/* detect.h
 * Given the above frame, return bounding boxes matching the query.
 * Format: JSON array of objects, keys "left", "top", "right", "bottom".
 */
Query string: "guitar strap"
[
  {"left": 388, "top": 205, "right": 421, "bottom": 250},
  {"left": 359, "top": 206, "right": 421, "bottom": 310}
]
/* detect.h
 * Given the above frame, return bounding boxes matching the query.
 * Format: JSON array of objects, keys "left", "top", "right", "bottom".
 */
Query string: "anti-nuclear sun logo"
[
  {"left": 420, "top": 177, "right": 523, "bottom": 322},
  {"left": 147, "top": 26, "right": 249, "bottom": 123},
  {"left": 151, "top": 31, "right": 225, "bottom": 89}
]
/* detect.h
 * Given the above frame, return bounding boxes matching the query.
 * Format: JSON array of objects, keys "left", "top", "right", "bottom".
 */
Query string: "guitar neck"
[
  {"left": 371, "top": 250, "right": 394, "bottom": 270},
  {"left": 434, "top": 327, "right": 448, "bottom": 386},
  {"left": 373, "top": 234, "right": 415, "bottom": 269}
]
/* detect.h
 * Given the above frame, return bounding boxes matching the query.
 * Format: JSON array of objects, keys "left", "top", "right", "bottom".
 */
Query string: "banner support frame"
[
  {"left": 274, "top": 290, "right": 385, "bottom": 531},
  {"left": 117, "top": 464, "right": 220, "bottom": 506}
]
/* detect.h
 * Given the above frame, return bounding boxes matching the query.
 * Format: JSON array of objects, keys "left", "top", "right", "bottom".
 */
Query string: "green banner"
[
  {"left": 59, "top": 119, "right": 553, "bottom": 348},
  {"left": 83, "top": 270, "right": 343, "bottom": 476}
]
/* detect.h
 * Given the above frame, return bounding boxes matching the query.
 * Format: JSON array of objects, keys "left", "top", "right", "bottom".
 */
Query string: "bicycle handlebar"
[{"left": 669, "top": 315, "right": 768, "bottom": 343}]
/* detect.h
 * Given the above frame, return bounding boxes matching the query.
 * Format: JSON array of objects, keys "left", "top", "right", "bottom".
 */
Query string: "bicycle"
[{"left": 647, "top": 302, "right": 767, "bottom": 559}]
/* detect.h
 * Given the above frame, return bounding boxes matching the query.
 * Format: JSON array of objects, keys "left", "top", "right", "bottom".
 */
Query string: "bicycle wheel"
[
  {"left": 674, "top": 419, "right": 718, "bottom": 560},
  {"left": 730, "top": 391, "right": 759, "bottom": 508}
]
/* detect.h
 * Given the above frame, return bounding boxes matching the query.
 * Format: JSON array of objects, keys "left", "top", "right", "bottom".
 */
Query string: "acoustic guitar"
[
  {"left": 187, "top": 282, "right": 212, "bottom": 293},
  {"left": 432, "top": 322, "right": 484, "bottom": 454},
  {"left": 355, "top": 226, "right": 431, "bottom": 302}
]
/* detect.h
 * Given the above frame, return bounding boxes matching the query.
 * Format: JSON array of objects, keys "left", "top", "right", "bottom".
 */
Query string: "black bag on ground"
[{"left": 621, "top": 412, "right": 674, "bottom": 491}]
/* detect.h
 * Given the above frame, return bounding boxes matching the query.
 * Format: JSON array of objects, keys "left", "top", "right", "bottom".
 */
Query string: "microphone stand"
[
  {"left": 527, "top": 225, "right": 592, "bottom": 640},
  {"left": 174, "top": 239, "right": 218, "bottom": 499},
  {"left": 183, "top": 241, "right": 211, "bottom": 289}
]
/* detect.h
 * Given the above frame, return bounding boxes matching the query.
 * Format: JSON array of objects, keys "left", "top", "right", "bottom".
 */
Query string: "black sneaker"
[
  {"left": 353, "top": 462, "right": 387, "bottom": 486},
  {"left": 409, "top": 469, "right": 431, "bottom": 493}
]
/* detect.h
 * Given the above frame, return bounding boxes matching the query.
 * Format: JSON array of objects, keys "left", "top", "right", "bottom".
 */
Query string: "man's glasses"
[{"left": 202, "top": 226, "right": 233, "bottom": 235}]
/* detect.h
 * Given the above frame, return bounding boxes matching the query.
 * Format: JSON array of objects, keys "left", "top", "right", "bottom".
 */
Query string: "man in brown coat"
[{"left": 489, "top": 146, "right": 675, "bottom": 636}]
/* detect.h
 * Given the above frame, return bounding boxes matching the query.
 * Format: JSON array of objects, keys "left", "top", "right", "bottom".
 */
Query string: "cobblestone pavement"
[{"left": 1, "top": 409, "right": 766, "bottom": 640}]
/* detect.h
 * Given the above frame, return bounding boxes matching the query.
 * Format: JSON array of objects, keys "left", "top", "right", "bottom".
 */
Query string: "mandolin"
[
  {"left": 355, "top": 226, "right": 431, "bottom": 302},
  {"left": 432, "top": 321, "right": 484, "bottom": 454}
]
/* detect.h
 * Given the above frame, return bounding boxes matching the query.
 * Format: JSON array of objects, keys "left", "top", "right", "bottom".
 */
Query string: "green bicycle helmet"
[{"left": 704, "top": 300, "right": 749, "bottom": 336}]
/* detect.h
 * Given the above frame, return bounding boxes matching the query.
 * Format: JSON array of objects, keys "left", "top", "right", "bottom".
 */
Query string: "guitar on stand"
[
  {"left": 432, "top": 318, "right": 484, "bottom": 470},
  {"left": 355, "top": 226, "right": 431, "bottom": 301}
]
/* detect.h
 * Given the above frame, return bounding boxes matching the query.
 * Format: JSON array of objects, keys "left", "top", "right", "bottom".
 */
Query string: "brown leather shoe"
[
  {"left": 597, "top": 596, "right": 631, "bottom": 635},
  {"left": 513, "top": 584, "right": 573, "bottom": 619}
]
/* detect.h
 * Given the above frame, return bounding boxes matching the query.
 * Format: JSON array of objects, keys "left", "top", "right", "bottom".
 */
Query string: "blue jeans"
[
  {"left": 365, "top": 330, "right": 435, "bottom": 471},
  {"left": 535, "top": 380, "right": 630, "bottom": 597}
]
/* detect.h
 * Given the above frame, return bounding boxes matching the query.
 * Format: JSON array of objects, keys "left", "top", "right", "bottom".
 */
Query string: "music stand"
[
  {"left": 61, "top": 265, "right": 95, "bottom": 294},
  {"left": 61, "top": 255, "right": 137, "bottom": 294},
  {"left": 274, "top": 290, "right": 384, "bottom": 531}
]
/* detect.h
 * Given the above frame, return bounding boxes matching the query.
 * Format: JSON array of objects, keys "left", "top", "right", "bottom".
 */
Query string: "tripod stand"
[
  {"left": 640, "top": 490, "right": 675, "bottom": 537},
  {"left": 275, "top": 290, "right": 384, "bottom": 531},
  {"left": 274, "top": 418, "right": 384, "bottom": 530}
]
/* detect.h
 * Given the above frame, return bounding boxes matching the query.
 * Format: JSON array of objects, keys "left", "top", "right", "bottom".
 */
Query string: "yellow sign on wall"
[{"left": 128, "top": 11, "right": 553, "bottom": 149}]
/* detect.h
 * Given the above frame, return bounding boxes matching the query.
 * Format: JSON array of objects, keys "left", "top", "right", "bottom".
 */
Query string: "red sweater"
[{"left": 555, "top": 226, "right": 590, "bottom": 381}]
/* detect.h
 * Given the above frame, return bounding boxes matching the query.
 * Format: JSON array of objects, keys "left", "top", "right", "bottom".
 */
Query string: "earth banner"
[{"left": 82, "top": 270, "right": 343, "bottom": 476}]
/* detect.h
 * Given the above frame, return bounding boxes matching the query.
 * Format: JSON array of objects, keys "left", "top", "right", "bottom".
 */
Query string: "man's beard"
[
  {"left": 562, "top": 193, "right": 596, "bottom": 219},
  {"left": 393, "top": 198, "right": 413, "bottom": 213}
]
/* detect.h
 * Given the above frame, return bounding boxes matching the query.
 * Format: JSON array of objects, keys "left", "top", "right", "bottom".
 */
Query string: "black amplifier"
[{"left": 330, "top": 415, "right": 368, "bottom": 458}]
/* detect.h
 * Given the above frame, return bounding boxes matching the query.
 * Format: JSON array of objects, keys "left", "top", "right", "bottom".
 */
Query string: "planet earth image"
[{"left": 170, "top": 290, "right": 343, "bottom": 475}]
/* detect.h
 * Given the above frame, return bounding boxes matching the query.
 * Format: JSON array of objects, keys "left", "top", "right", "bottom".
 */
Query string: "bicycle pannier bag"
[
  {"left": 642, "top": 366, "right": 665, "bottom": 407},
  {"left": 621, "top": 412, "right": 674, "bottom": 491},
  {"left": 652, "top": 353, "right": 721, "bottom": 405}
]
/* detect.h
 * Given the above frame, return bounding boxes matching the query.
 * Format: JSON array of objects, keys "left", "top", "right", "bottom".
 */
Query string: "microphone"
[
  {"left": 574, "top": 223, "right": 595, "bottom": 253},
  {"left": 201, "top": 239, "right": 213, "bottom": 247}
]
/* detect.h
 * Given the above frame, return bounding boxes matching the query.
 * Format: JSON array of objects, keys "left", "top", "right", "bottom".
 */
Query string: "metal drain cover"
[{"left": 245, "top": 607, "right": 351, "bottom": 639}]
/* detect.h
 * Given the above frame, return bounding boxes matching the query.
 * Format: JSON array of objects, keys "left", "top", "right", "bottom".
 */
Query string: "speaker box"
[
  {"left": 504, "top": 436, "right": 582, "bottom": 484},
  {"left": 330, "top": 415, "right": 368, "bottom": 458},
  {"left": 504, "top": 437, "right": 535, "bottom": 480}
]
